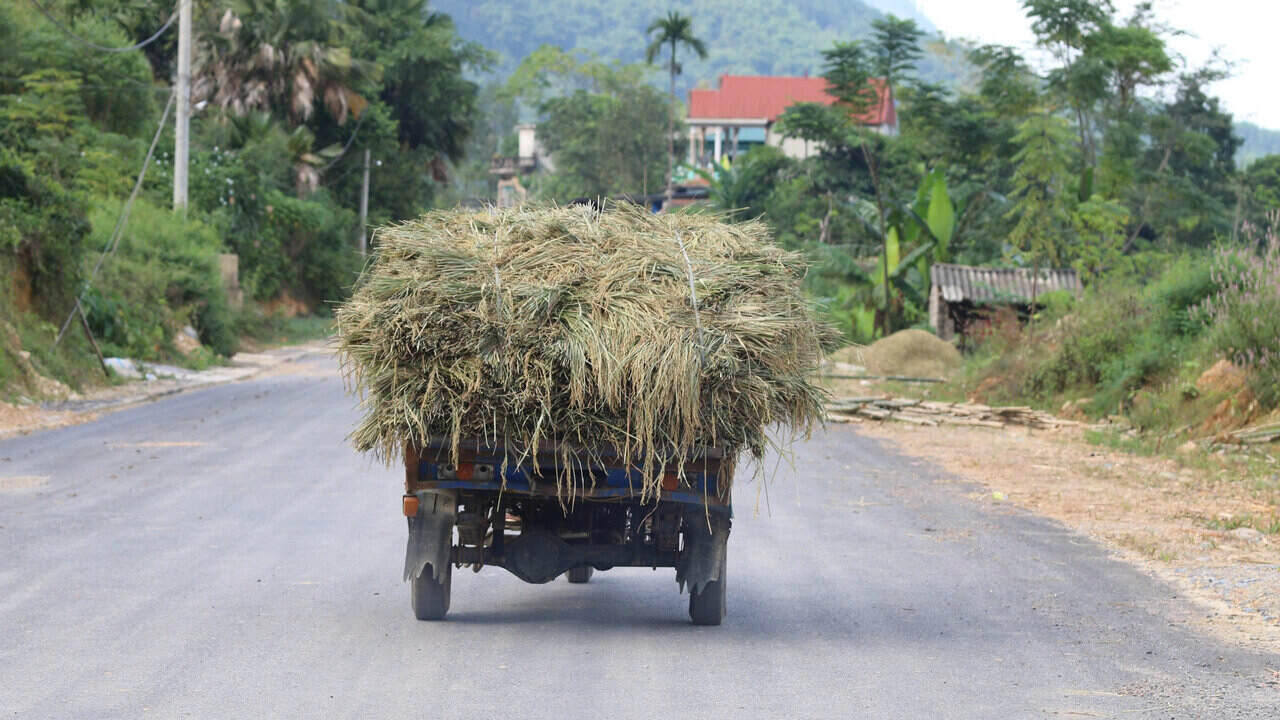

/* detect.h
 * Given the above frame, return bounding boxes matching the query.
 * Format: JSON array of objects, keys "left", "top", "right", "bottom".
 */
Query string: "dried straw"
[{"left": 335, "top": 204, "right": 839, "bottom": 500}]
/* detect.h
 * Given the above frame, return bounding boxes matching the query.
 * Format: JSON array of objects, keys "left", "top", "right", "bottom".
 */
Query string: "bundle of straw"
[{"left": 336, "top": 204, "right": 839, "bottom": 499}]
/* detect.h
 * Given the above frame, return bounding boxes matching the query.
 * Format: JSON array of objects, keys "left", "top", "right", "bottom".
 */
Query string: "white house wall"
[{"left": 765, "top": 128, "right": 819, "bottom": 160}]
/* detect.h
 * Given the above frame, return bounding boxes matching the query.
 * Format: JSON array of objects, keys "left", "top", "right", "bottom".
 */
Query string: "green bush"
[
  {"left": 1024, "top": 289, "right": 1143, "bottom": 399},
  {"left": 964, "top": 252, "right": 1227, "bottom": 416},
  {"left": 82, "top": 197, "right": 236, "bottom": 360},
  {"left": 240, "top": 188, "right": 360, "bottom": 303},
  {"left": 1197, "top": 224, "right": 1280, "bottom": 408},
  {"left": 0, "top": 146, "right": 91, "bottom": 316}
]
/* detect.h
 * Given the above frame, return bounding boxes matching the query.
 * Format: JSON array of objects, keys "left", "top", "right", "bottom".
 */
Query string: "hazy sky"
[{"left": 915, "top": 0, "right": 1278, "bottom": 128}]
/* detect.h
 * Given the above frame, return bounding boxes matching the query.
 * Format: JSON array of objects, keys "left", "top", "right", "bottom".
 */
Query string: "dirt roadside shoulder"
[
  {"left": 852, "top": 420, "right": 1280, "bottom": 654},
  {"left": 0, "top": 340, "right": 330, "bottom": 440}
]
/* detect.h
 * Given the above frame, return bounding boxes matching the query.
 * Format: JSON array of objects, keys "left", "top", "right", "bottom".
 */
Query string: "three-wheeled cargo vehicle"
[{"left": 401, "top": 438, "right": 732, "bottom": 625}]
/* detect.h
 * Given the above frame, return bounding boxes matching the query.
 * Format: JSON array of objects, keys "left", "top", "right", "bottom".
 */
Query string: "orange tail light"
[{"left": 402, "top": 495, "right": 420, "bottom": 517}]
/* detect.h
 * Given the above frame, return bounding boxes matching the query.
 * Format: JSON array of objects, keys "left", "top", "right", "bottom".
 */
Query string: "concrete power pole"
[
  {"left": 173, "top": 0, "right": 192, "bottom": 210},
  {"left": 358, "top": 149, "right": 371, "bottom": 256}
]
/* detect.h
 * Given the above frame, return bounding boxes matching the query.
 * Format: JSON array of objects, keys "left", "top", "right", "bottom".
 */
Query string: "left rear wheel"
[{"left": 411, "top": 562, "right": 451, "bottom": 621}]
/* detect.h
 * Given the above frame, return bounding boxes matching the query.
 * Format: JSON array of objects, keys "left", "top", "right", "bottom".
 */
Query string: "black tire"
[
  {"left": 688, "top": 552, "right": 726, "bottom": 626},
  {"left": 411, "top": 562, "right": 451, "bottom": 621},
  {"left": 566, "top": 566, "right": 594, "bottom": 584}
]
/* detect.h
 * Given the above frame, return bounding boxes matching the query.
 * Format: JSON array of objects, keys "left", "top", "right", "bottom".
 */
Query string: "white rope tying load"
[{"left": 674, "top": 230, "right": 707, "bottom": 366}]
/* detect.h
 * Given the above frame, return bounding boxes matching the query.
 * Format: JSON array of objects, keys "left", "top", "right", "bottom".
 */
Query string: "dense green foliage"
[
  {"left": 2, "top": 0, "right": 482, "bottom": 394},
  {"left": 959, "top": 255, "right": 1225, "bottom": 419},
  {"left": 686, "top": 1, "right": 1280, "bottom": 352},
  {"left": 84, "top": 198, "right": 236, "bottom": 360},
  {"left": 1197, "top": 220, "right": 1280, "bottom": 407},
  {"left": 503, "top": 48, "right": 678, "bottom": 201}
]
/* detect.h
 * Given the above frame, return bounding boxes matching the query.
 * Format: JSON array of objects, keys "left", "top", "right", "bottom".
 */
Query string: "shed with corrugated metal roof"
[{"left": 929, "top": 263, "right": 1083, "bottom": 341}]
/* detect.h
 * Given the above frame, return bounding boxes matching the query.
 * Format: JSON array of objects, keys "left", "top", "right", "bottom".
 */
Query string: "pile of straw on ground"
[{"left": 336, "top": 204, "right": 839, "bottom": 499}]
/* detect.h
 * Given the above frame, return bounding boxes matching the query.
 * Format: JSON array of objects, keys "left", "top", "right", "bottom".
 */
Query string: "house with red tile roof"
[{"left": 686, "top": 74, "right": 896, "bottom": 165}]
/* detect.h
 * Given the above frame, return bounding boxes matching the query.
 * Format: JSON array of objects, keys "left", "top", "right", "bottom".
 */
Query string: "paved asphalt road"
[{"left": 1, "top": 352, "right": 1275, "bottom": 719}]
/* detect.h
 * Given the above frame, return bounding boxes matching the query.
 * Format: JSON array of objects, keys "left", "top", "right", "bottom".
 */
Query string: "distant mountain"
[
  {"left": 1236, "top": 122, "right": 1280, "bottom": 167},
  {"left": 436, "top": 0, "right": 961, "bottom": 92}
]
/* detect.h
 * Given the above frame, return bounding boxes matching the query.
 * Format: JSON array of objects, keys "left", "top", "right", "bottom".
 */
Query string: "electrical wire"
[
  {"left": 319, "top": 110, "right": 368, "bottom": 173},
  {"left": 54, "top": 90, "right": 176, "bottom": 347},
  {"left": 27, "top": 0, "right": 180, "bottom": 54}
]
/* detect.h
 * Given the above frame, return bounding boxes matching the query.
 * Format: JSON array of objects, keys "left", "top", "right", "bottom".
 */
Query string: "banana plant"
[
  {"left": 856, "top": 169, "right": 955, "bottom": 316},
  {"left": 809, "top": 169, "right": 957, "bottom": 342}
]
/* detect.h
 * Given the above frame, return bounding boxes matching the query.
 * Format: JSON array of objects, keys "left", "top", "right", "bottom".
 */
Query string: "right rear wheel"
[
  {"left": 688, "top": 552, "right": 726, "bottom": 626},
  {"left": 411, "top": 562, "right": 451, "bottom": 621}
]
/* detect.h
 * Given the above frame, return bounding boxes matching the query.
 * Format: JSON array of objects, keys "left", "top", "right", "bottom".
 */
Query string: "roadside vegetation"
[
  {"left": 1, "top": 0, "right": 482, "bottom": 400},
  {"left": 7, "top": 0, "right": 1280, "bottom": 465}
]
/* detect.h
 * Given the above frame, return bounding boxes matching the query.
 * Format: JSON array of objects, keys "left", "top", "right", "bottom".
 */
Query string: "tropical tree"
[
  {"left": 644, "top": 11, "right": 707, "bottom": 201},
  {"left": 1021, "top": 0, "right": 1115, "bottom": 167},
  {"left": 869, "top": 15, "right": 925, "bottom": 92},
  {"left": 777, "top": 40, "right": 903, "bottom": 331},
  {"left": 193, "top": 0, "right": 375, "bottom": 127},
  {"left": 348, "top": 0, "right": 487, "bottom": 165},
  {"left": 1005, "top": 111, "right": 1076, "bottom": 268},
  {"left": 534, "top": 79, "right": 671, "bottom": 201}
]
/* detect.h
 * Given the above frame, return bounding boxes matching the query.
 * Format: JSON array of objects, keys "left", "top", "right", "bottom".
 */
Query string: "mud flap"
[
  {"left": 676, "top": 510, "right": 730, "bottom": 595},
  {"left": 404, "top": 492, "right": 456, "bottom": 583}
]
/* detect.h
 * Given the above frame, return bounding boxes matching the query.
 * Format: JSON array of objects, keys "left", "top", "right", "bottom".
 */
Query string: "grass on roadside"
[
  {"left": 1084, "top": 425, "right": 1280, "bottom": 539},
  {"left": 237, "top": 310, "right": 333, "bottom": 350},
  {"left": 1201, "top": 512, "right": 1280, "bottom": 535}
]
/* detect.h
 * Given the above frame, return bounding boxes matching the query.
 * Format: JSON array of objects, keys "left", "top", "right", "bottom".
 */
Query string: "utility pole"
[
  {"left": 358, "top": 149, "right": 371, "bottom": 256},
  {"left": 173, "top": 0, "right": 191, "bottom": 210}
]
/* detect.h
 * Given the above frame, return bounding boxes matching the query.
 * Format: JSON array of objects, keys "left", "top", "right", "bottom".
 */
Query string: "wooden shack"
[{"left": 928, "top": 263, "right": 1082, "bottom": 342}]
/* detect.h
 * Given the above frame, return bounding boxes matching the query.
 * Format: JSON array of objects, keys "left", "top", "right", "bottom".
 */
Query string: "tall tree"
[
  {"left": 645, "top": 11, "right": 706, "bottom": 202},
  {"left": 535, "top": 75, "right": 672, "bottom": 201},
  {"left": 1022, "top": 0, "right": 1115, "bottom": 166},
  {"left": 348, "top": 0, "right": 487, "bottom": 177},
  {"left": 869, "top": 14, "right": 924, "bottom": 92},
  {"left": 1005, "top": 112, "right": 1076, "bottom": 269}
]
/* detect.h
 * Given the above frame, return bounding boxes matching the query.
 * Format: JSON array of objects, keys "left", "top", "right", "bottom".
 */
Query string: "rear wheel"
[
  {"left": 566, "top": 566, "right": 594, "bottom": 584},
  {"left": 688, "top": 551, "right": 726, "bottom": 626},
  {"left": 411, "top": 562, "right": 451, "bottom": 621}
]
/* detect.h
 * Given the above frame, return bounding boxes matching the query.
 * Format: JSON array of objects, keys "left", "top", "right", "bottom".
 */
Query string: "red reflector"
[
  {"left": 455, "top": 463, "right": 475, "bottom": 481},
  {"left": 662, "top": 472, "right": 679, "bottom": 491},
  {"left": 403, "top": 495, "right": 420, "bottom": 517}
]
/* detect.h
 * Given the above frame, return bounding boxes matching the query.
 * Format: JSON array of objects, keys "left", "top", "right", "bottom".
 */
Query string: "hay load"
[{"left": 335, "top": 204, "right": 839, "bottom": 498}]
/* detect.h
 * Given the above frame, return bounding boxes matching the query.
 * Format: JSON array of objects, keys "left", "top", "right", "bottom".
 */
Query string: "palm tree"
[
  {"left": 645, "top": 11, "right": 707, "bottom": 203},
  {"left": 194, "top": 0, "right": 374, "bottom": 128}
]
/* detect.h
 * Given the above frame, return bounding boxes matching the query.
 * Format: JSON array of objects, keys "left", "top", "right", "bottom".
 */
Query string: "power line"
[
  {"left": 27, "top": 0, "right": 180, "bottom": 54},
  {"left": 320, "top": 111, "right": 369, "bottom": 173},
  {"left": 54, "top": 90, "right": 176, "bottom": 347}
]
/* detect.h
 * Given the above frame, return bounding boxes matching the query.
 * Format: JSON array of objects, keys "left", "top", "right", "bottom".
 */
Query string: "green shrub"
[
  {"left": 148, "top": 118, "right": 361, "bottom": 306},
  {"left": 0, "top": 146, "right": 91, "bottom": 316},
  {"left": 82, "top": 197, "right": 237, "bottom": 360},
  {"left": 1145, "top": 256, "right": 1218, "bottom": 340},
  {"left": 1197, "top": 219, "right": 1280, "bottom": 408},
  {"left": 964, "top": 251, "right": 1225, "bottom": 417},
  {"left": 235, "top": 188, "right": 360, "bottom": 303},
  {"left": 1024, "top": 289, "right": 1142, "bottom": 398}
]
